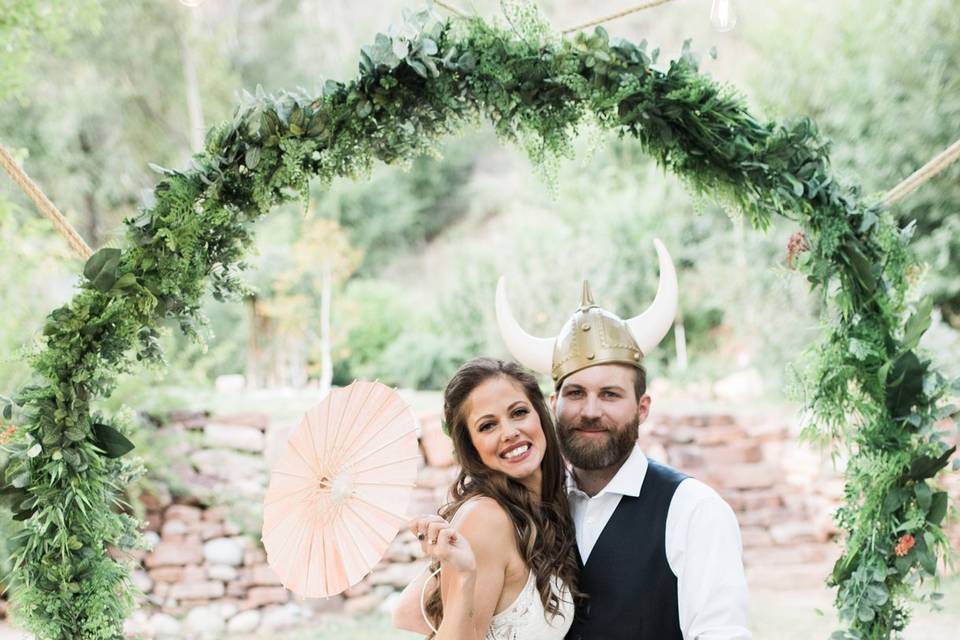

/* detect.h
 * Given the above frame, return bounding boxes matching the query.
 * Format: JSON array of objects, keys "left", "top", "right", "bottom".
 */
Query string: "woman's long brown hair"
[{"left": 423, "top": 357, "right": 580, "bottom": 631}]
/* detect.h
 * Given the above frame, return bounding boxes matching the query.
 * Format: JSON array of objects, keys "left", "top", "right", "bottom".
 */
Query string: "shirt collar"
[{"left": 565, "top": 444, "right": 648, "bottom": 498}]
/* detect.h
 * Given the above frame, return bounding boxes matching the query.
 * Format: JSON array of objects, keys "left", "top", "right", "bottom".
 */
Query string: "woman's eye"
[
  {"left": 512, "top": 408, "right": 529, "bottom": 418},
  {"left": 479, "top": 422, "right": 494, "bottom": 432}
]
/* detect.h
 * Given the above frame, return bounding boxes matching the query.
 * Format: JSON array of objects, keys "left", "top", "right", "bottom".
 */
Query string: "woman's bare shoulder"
[{"left": 451, "top": 496, "right": 514, "bottom": 546}]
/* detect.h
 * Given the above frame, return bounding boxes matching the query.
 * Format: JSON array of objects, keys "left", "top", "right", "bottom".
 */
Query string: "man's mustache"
[{"left": 561, "top": 418, "right": 613, "bottom": 433}]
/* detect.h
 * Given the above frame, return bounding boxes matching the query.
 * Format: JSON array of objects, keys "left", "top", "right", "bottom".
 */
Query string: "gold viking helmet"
[{"left": 495, "top": 239, "right": 679, "bottom": 383}]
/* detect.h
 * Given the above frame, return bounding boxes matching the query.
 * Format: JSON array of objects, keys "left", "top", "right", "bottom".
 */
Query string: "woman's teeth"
[{"left": 503, "top": 444, "right": 529, "bottom": 459}]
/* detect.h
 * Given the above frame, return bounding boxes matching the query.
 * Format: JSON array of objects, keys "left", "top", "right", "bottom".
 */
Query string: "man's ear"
[
  {"left": 637, "top": 393, "right": 651, "bottom": 424},
  {"left": 549, "top": 391, "right": 558, "bottom": 413}
]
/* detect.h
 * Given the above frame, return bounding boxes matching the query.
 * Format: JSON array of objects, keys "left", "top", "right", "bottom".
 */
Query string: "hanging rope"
[
  {"left": 0, "top": 143, "right": 93, "bottom": 261},
  {"left": 432, "top": 0, "right": 677, "bottom": 33},
  {"left": 882, "top": 136, "right": 960, "bottom": 207},
  {"left": 561, "top": 0, "right": 678, "bottom": 35},
  {"left": 433, "top": 1, "right": 466, "bottom": 18}
]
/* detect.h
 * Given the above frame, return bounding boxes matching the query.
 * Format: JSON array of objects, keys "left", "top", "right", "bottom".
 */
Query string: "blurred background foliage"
[{"left": 0, "top": 0, "right": 957, "bottom": 427}]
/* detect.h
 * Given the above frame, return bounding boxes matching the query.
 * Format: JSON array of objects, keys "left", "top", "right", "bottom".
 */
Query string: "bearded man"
[{"left": 496, "top": 240, "right": 751, "bottom": 640}]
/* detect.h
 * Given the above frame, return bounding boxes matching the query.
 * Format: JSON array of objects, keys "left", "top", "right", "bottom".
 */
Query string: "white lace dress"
[{"left": 485, "top": 570, "right": 574, "bottom": 640}]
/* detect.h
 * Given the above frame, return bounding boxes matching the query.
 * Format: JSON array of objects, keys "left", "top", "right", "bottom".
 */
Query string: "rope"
[
  {"left": 561, "top": 0, "right": 677, "bottom": 35},
  {"left": 433, "top": 1, "right": 466, "bottom": 17},
  {"left": 882, "top": 136, "right": 960, "bottom": 207},
  {"left": 0, "top": 143, "right": 93, "bottom": 261},
  {"left": 433, "top": 0, "right": 676, "bottom": 33}
]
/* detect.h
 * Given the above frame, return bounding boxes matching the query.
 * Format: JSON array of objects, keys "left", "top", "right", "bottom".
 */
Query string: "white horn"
[
  {"left": 626, "top": 239, "right": 679, "bottom": 356},
  {"left": 495, "top": 277, "right": 555, "bottom": 376}
]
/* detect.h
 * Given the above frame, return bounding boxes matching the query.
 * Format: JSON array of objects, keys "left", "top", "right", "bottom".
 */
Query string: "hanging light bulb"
[{"left": 710, "top": 0, "right": 737, "bottom": 32}]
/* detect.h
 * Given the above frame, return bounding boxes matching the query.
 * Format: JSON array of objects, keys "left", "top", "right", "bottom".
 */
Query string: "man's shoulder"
[{"left": 670, "top": 475, "right": 738, "bottom": 524}]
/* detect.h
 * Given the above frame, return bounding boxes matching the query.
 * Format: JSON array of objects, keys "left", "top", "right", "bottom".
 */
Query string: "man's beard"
[{"left": 557, "top": 415, "right": 640, "bottom": 470}]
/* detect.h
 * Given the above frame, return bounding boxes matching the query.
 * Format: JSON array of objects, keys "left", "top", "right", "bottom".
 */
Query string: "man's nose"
[{"left": 581, "top": 395, "right": 602, "bottom": 419}]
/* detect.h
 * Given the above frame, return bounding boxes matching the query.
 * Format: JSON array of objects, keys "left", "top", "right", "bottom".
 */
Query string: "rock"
[
  {"left": 145, "top": 540, "right": 204, "bottom": 567},
  {"left": 419, "top": 412, "right": 455, "bottom": 467},
  {"left": 204, "top": 423, "right": 265, "bottom": 452},
  {"left": 709, "top": 464, "right": 779, "bottom": 490},
  {"left": 149, "top": 566, "right": 185, "bottom": 583},
  {"left": 343, "top": 591, "right": 387, "bottom": 615},
  {"left": 693, "top": 424, "right": 748, "bottom": 446},
  {"left": 196, "top": 520, "right": 225, "bottom": 540},
  {"left": 131, "top": 568, "right": 154, "bottom": 594},
  {"left": 369, "top": 561, "right": 429, "bottom": 588},
  {"left": 161, "top": 520, "right": 188, "bottom": 537},
  {"left": 190, "top": 448, "right": 267, "bottom": 481},
  {"left": 259, "top": 603, "right": 302, "bottom": 630},
  {"left": 769, "top": 521, "right": 819, "bottom": 546},
  {"left": 244, "top": 548, "right": 267, "bottom": 566},
  {"left": 203, "top": 506, "right": 230, "bottom": 522},
  {"left": 123, "top": 610, "right": 150, "bottom": 636},
  {"left": 739, "top": 527, "right": 774, "bottom": 548},
  {"left": 143, "top": 530, "right": 161, "bottom": 550},
  {"left": 204, "top": 537, "right": 245, "bottom": 566},
  {"left": 149, "top": 612, "right": 182, "bottom": 638},
  {"left": 140, "top": 485, "right": 173, "bottom": 511},
  {"left": 227, "top": 609, "right": 262, "bottom": 633},
  {"left": 183, "top": 605, "right": 227, "bottom": 636},
  {"left": 249, "top": 563, "right": 283, "bottom": 586},
  {"left": 207, "top": 564, "right": 238, "bottom": 581},
  {"left": 245, "top": 586, "right": 290, "bottom": 608},
  {"left": 211, "top": 411, "right": 270, "bottom": 431},
  {"left": 169, "top": 581, "right": 226, "bottom": 600},
  {"left": 165, "top": 504, "right": 203, "bottom": 524}
]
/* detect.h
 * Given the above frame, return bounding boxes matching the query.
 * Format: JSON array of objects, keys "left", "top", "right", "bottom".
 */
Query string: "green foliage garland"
[{"left": 0, "top": 5, "right": 956, "bottom": 639}]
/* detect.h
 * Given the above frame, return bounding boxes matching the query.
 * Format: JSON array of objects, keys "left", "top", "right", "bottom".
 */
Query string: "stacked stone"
[
  {"left": 639, "top": 409, "right": 842, "bottom": 588},
  {"left": 3, "top": 403, "right": 954, "bottom": 632}
]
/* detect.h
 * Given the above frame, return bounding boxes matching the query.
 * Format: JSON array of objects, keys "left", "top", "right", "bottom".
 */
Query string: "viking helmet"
[{"left": 495, "top": 239, "right": 678, "bottom": 383}]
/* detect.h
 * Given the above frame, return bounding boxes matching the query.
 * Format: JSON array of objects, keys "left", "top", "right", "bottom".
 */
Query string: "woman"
[{"left": 393, "top": 357, "right": 579, "bottom": 639}]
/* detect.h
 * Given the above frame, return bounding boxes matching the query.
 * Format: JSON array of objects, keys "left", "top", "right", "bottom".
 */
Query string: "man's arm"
[{"left": 668, "top": 480, "right": 752, "bottom": 639}]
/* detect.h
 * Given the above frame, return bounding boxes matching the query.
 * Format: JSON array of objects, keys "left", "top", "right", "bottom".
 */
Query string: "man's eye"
[{"left": 603, "top": 391, "right": 620, "bottom": 398}]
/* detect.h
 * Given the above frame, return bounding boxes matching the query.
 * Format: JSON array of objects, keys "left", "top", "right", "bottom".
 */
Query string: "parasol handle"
[{"left": 420, "top": 565, "right": 442, "bottom": 635}]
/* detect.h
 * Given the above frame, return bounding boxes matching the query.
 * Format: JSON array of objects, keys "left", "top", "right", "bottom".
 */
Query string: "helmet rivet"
[
  {"left": 587, "top": 353, "right": 596, "bottom": 360},
  {"left": 581, "top": 324, "right": 591, "bottom": 332},
  {"left": 633, "top": 352, "right": 641, "bottom": 360}
]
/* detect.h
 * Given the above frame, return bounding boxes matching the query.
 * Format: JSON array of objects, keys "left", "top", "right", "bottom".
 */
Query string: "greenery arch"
[{"left": 0, "top": 6, "right": 955, "bottom": 639}]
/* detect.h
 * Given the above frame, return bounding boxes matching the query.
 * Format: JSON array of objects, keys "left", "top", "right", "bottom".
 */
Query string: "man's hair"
[{"left": 632, "top": 364, "right": 648, "bottom": 401}]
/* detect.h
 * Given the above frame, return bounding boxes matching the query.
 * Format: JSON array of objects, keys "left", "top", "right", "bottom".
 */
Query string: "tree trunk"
[
  {"left": 674, "top": 318, "right": 688, "bottom": 372},
  {"left": 179, "top": 10, "right": 205, "bottom": 153},
  {"left": 318, "top": 263, "right": 333, "bottom": 397},
  {"left": 246, "top": 297, "right": 260, "bottom": 389}
]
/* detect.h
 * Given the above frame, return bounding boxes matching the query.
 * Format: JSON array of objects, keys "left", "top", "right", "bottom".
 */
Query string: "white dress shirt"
[{"left": 566, "top": 444, "right": 752, "bottom": 639}]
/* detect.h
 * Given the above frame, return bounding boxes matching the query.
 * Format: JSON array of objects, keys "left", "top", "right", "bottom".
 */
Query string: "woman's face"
[{"left": 462, "top": 375, "right": 546, "bottom": 493}]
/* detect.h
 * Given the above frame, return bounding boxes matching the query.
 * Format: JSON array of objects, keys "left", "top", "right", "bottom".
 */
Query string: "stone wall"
[{"left": 1, "top": 404, "right": 956, "bottom": 637}]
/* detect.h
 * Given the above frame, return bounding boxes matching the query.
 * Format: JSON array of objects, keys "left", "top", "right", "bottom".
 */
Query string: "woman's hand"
[{"left": 409, "top": 515, "right": 477, "bottom": 575}]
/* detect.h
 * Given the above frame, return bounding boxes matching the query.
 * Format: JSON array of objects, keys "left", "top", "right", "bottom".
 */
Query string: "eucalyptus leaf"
[
  {"left": 902, "top": 297, "right": 933, "bottom": 350},
  {"left": 83, "top": 247, "right": 122, "bottom": 292},
  {"left": 91, "top": 423, "right": 135, "bottom": 458},
  {"left": 928, "top": 491, "right": 948, "bottom": 525}
]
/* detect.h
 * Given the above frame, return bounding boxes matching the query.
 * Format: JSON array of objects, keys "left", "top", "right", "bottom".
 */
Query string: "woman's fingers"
[{"left": 407, "top": 515, "right": 444, "bottom": 541}]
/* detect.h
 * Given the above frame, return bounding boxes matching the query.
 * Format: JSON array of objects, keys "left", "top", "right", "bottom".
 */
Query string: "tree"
[{"left": 749, "top": 0, "right": 960, "bottom": 325}]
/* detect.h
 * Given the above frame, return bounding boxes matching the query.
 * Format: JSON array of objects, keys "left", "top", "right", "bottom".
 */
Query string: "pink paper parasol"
[{"left": 262, "top": 380, "right": 420, "bottom": 598}]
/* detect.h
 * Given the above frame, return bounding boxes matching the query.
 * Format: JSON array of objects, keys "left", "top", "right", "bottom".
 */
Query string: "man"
[{"left": 496, "top": 240, "right": 751, "bottom": 639}]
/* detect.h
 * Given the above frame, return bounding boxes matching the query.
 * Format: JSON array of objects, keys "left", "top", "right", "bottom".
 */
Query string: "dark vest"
[{"left": 566, "top": 459, "right": 688, "bottom": 640}]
